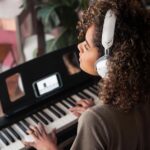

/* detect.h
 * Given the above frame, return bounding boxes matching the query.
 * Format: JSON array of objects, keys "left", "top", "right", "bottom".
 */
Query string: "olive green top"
[{"left": 71, "top": 103, "right": 150, "bottom": 150}]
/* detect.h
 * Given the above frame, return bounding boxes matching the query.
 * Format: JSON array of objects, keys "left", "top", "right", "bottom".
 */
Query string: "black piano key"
[
  {"left": 49, "top": 107, "right": 61, "bottom": 118},
  {"left": 80, "top": 92, "right": 90, "bottom": 99},
  {"left": 78, "top": 92, "right": 90, "bottom": 99},
  {"left": 67, "top": 97, "right": 77, "bottom": 106},
  {"left": 66, "top": 99, "right": 76, "bottom": 107},
  {"left": 67, "top": 98, "right": 76, "bottom": 105},
  {"left": 92, "top": 85, "right": 99, "bottom": 91},
  {"left": 21, "top": 120, "right": 30, "bottom": 135},
  {"left": 0, "top": 132, "right": 9, "bottom": 145},
  {"left": 8, "top": 127, "right": 21, "bottom": 140},
  {"left": 88, "top": 87, "right": 98, "bottom": 95},
  {"left": 35, "top": 113, "right": 49, "bottom": 125},
  {"left": 81, "top": 91, "right": 93, "bottom": 99},
  {"left": 22, "top": 119, "right": 30, "bottom": 128},
  {"left": 60, "top": 101, "right": 70, "bottom": 109},
  {"left": 17, "top": 122, "right": 28, "bottom": 135},
  {"left": 31, "top": 115, "right": 40, "bottom": 124},
  {"left": 41, "top": 110, "right": 54, "bottom": 122},
  {"left": 2, "top": 129, "right": 15, "bottom": 143},
  {"left": 68, "top": 97, "right": 76, "bottom": 103},
  {"left": 77, "top": 93, "right": 85, "bottom": 99},
  {"left": 53, "top": 104, "right": 66, "bottom": 116}
]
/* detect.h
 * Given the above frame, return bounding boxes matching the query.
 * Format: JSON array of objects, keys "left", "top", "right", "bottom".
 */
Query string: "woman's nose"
[{"left": 78, "top": 42, "right": 83, "bottom": 53}]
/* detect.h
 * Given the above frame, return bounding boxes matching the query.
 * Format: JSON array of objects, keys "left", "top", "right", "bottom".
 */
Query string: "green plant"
[{"left": 36, "top": 0, "right": 88, "bottom": 52}]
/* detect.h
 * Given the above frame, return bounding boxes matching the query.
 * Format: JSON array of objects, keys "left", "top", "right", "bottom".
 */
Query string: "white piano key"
[
  {"left": 84, "top": 88, "right": 98, "bottom": 98},
  {"left": 44, "top": 113, "right": 77, "bottom": 134},
  {"left": 50, "top": 106, "right": 63, "bottom": 117},
  {"left": 12, "top": 124, "right": 34, "bottom": 143},
  {"left": 71, "top": 94, "right": 81, "bottom": 101},
  {"left": 18, "top": 121, "right": 28, "bottom": 135},
  {"left": 83, "top": 89, "right": 100, "bottom": 104},
  {"left": 1, "top": 140, "right": 25, "bottom": 150},
  {"left": 0, "top": 131, "right": 18, "bottom": 150},
  {"left": 0, "top": 139, "right": 5, "bottom": 148},
  {"left": 5, "top": 128, "right": 17, "bottom": 142},
  {"left": 12, "top": 124, "right": 26, "bottom": 140},
  {"left": 3, "top": 129, "right": 24, "bottom": 150},
  {"left": 40, "top": 110, "right": 54, "bottom": 122},
  {"left": 25, "top": 113, "right": 77, "bottom": 142},
  {"left": 33, "top": 114, "right": 44, "bottom": 124},
  {"left": 7, "top": 126, "right": 21, "bottom": 143},
  {"left": 21, "top": 120, "right": 29, "bottom": 129},
  {"left": 0, "top": 131, "right": 11, "bottom": 145},
  {"left": 93, "top": 84, "right": 99, "bottom": 90},
  {"left": 89, "top": 86, "right": 98, "bottom": 94},
  {"left": 81, "top": 90, "right": 93, "bottom": 99},
  {"left": 38, "top": 112, "right": 51, "bottom": 124},
  {"left": 66, "top": 98, "right": 76, "bottom": 107},
  {"left": 25, "top": 116, "right": 38, "bottom": 126},
  {"left": 62, "top": 100, "right": 72, "bottom": 108},
  {"left": 77, "top": 92, "right": 88, "bottom": 99},
  {"left": 43, "top": 108, "right": 58, "bottom": 121},
  {"left": 56, "top": 102, "right": 70, "bottom": 113}
]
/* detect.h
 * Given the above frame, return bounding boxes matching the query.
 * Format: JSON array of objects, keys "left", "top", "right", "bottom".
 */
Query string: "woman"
[{"left": 24, "top": 0, "right": 150, "bottom": 149}]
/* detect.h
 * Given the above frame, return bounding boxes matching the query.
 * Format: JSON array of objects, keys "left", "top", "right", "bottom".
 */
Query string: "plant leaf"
[
  {"left": 46, "top": 28, "right": 77, "bottom": 53},
  {"left": 37, "top": 4, "right": 63, "bottom": 26}
]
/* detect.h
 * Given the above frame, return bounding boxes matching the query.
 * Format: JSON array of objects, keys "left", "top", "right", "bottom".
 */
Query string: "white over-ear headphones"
[{"left": 95, "top": 9, "right": 116, "bottom": 78}]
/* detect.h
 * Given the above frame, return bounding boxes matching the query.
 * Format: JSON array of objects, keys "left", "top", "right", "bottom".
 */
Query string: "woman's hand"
[
  {"left": 23, "top": 123, "right": 58, "bottom": 150},
  {"left": 69, "top": 99, "right": 94, "bottom": 117}
]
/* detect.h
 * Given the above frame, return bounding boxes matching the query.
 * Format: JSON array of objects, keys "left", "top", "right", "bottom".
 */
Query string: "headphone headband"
[{"left": 102, "top": 10, "right": 117, "bottom": 53}]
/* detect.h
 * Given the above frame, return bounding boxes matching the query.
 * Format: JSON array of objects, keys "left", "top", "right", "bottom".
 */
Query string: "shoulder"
[
  {"left": 76, "top": 104, "right": 111, "bottom": 145},
  {"left": 78, "top": 104, "right": 112, "bottom": 130},
  {"left": 79, "top": 104, "right": 112, "bottom": 123},
  {"left": 78, "top": 103, "right": 123, "bottom": 132}
]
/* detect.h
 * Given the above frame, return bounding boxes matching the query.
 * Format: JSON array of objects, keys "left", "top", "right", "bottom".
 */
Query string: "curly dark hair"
[{"left": 77, "top": 0, "right": 150, "bottom": 111}]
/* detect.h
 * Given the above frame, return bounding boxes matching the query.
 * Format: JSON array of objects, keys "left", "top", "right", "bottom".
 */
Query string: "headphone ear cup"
[{"left": 95, "top": 56, "right": 108, "bottom": 78}]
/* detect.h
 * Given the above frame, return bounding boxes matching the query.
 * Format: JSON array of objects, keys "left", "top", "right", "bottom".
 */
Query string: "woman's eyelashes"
[{"left": 83, "top": 42, "right": 90, "bottom": 51}]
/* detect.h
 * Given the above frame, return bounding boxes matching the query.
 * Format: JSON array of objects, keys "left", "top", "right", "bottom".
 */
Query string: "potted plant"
[{"left": 35, "top": 0, "right": 88, "bottom": 53}]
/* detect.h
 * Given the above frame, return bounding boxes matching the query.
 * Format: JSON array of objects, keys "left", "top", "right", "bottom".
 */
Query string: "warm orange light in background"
[{"left": 0, "top": 19, "right": 16, "bottom": 31}]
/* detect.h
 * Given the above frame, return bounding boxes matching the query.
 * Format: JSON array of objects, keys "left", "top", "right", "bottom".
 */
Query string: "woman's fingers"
[
  {"left": 69, "top": 99, "right": 94, "bottom": 117},
  {"left": 23, "top": 123, "right": 58, "bottom": 150},
  {"left": 26, "top": 123, "right": 46, "bottom": 140},
  {"left": 76, "top": 100, "right": 88, "bottom": 107},
  {"left": 69, "top": 106, "right": 86, "bottom": 117},
  {"left": 26, "top": 128, "right": 38, "bottom": 140},
  {"left": 50, "top": 128, "right": 57, "bottom": 144},
  {"left": 29, "top": 125, "right": 41, "bottom": 139},
  {"left": 84, "top": 99, "right": 94, "bottom": 106},
  {"left": 73, "top": 111, "right": 81, "bottom": 117},
  {"left": 23, "top": 141, "right": 36, "bottom": 148},
  {"left": 70, "top": 106, "right": 86, "bottom": 112},
  {"left": 76, "top": 99, "right": 94, "bottom": 108},
  {"left": 38, "top": 123, "right": 47, "bottom": 136}
]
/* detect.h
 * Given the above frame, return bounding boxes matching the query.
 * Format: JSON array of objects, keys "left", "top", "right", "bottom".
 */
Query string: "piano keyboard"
[{"left": 0, "top": 84, "right": 100, "bottom": 150}]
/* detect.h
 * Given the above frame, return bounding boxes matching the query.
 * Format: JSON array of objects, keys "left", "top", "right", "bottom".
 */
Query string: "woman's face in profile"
[{"left": 78, "top": 24, "right": 100, "bottom": 76}]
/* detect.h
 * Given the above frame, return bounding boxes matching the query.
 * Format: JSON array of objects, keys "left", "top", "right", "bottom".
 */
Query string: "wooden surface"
[{"left": 0, "top": 43, "right": 11, "bottom": 63}]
